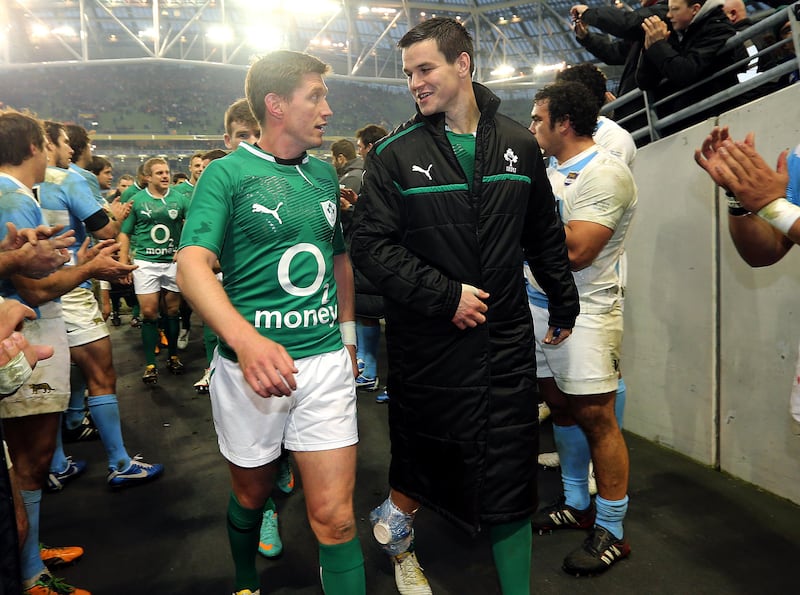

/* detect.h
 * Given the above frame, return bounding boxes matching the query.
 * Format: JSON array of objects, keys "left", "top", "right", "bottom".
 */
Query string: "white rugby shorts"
[
  {"left": 531, "top": 302, "right": 622, "bottom": 396},
  {"left": 133, "top": 259, "right": 179, "bottom": 294},
  {"left": 209, "top": 346, "right": 358, "bottom": 467}
]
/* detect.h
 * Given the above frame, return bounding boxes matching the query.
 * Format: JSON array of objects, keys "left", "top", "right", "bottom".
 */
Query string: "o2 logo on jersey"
[
  {"left": 150, "top": 224, "right": 172, "bottom": 244},
  {"left": 278, "top": 243, "right": 328, "bottom": 301}
]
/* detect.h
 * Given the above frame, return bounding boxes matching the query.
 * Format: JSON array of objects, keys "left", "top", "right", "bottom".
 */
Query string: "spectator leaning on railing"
[{"left": 636, "top": 0, "right": 738, "bottom": 132}]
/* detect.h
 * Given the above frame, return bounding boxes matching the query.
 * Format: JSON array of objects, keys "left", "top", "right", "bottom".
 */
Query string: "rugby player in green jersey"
[
  {"left": 119, "top": 157, "right": 189, "bottom": 384},
  {"left": 177, "top": 51, "right": 364, "bottom": 595}
]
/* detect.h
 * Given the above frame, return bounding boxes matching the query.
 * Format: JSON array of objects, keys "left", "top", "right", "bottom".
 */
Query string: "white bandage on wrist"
[
  {"left": 339, "top": 320, "right": 356, "bottom": 346},
  {"left": 0, "top": 351, "right": 34, "bottom": 397},
  {"left": 757, "top": 198, "right": 800, "bottom": 235},
  {"left": 98, "top": 280, "right": 111, "bottom": 290}
]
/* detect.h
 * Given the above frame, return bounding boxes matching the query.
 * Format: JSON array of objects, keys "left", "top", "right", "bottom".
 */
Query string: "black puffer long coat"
[{"left": 350, "top": 83, "right": 579, "bottom": 533}]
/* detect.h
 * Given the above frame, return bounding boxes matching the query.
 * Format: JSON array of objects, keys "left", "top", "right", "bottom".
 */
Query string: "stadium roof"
[{"left": 0, "top": 0, "right": 609, "bottom": 84}]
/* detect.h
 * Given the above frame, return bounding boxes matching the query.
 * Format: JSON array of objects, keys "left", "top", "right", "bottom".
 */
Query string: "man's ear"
[
  {"left": 265, "top": 93, "right": 283, "bottom": 119},
  {"left": 456, "top": 51, "right": 472, "bottom": 78}
]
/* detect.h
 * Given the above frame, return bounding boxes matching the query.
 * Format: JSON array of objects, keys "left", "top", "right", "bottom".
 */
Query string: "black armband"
[{"left": 83, "top": 209, "right": 111, "bottom": 233}]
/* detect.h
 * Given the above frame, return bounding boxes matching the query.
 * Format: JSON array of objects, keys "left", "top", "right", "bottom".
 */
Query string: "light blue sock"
[
  {"left": 65, "top": 364, "right": 87, "bottom": 429},
  {"left": 49, "top": 420, "right": 69, "bottom": 474},
  {"left": 20, "top": 489, "right": 46, "bottom": 583},
  {"left": 88, "top": 394, "right": 130, "bottom": 471},
  {"left": 359, "top": 323, "right": 380, "bottom": 378},
  {"left": 553, "top": 423, "right": 591, "bottom": 511},
  {"left": 615, "top": 378, "right": 627, "bottom": 429},
  {"left": 356, "top": 323, "right": 366, "bottom": 363},
  {"left": 595, "top": 494, "right": 629, "bottom": 540}
]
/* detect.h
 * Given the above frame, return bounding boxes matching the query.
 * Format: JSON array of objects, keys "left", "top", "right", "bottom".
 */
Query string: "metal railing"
[{"left": 600, "top": 2, "right": 800, "bottom": 144}]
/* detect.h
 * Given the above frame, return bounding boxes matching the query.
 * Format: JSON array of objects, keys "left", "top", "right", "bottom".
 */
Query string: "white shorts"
[
  {"left": 531, "top": 302, "right": 622, "bottom": 396},
  {"left": 209, "top": 346, "right": 359, "bottom": 468},
  {"left": 0, "top": 301, "right": 70, "bottom": 419},
  {"left": 61, "top": 286, "right": 109, "bottom": 347},
  {"left": 133, "top": 259, "right": 179, "bottom": 294}
]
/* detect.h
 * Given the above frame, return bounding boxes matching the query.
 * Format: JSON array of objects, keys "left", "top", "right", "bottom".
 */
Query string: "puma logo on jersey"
[
  {"left": 140, "top": 205, "right": 153, "bottom": 218},
  {"left": 252, "top": 202, "right": 284, "bottom": 225},
  {"left": 412, "top": 164, "right": 434, "bottom": 181}
]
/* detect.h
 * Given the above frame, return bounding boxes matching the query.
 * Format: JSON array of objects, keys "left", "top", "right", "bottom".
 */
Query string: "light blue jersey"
[
  {"left": 37, "top": 166, "right": 105, "bottom": 289},
  {"left": 787, "top": 144, "right": 800, "bottom": 206},
  {"left": 0, "top": 174, "right": 48, "bottom": 308},
  {"left": 70, "top": 162, "right": 107, "bottom": 207}
]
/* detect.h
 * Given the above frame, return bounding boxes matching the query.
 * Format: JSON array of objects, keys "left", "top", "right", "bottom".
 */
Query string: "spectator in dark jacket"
[
  {"left": 637, "top": 0, "right": 737, "bottom": 133},
  {"left": 571, "top": 1, "right": 670, "bottom": 132}
]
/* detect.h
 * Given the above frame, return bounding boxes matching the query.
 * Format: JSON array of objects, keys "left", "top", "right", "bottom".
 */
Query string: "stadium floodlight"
[
  {"left": 138, "top": 27, "right": 156, "bottom": 39},
  {"left": 234, "top": 0, "right": 341, "bottom": 14},
  {"left": 358, "top": 5, "right": 397, "bottom": 16},
  {"left": 245, "top": 25, "right": 284, "bottom": 51},
  {"left": 51, "top": 26, "right": 78, "bottom": 38},
  {"left": 533, "top": 62, "right": 565, "bottom": 75},
  {"left": 30, "top": 23, "right": 50, "bottom": 40},
  {"left": 490, "top": 64, "right": 515, "bottom": 78},
  {"left": 207, "top": 25, "right": 234, "bottom": 45}
]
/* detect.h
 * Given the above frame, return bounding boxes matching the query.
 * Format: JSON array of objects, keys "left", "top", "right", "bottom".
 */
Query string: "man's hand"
[
  {"left": 571, "top": 5, "right": 589, "bottom": 20},
  {"left": 543, "top": 325, "right": 573, "bottom": 346},
  {"left": 642, "top": 15, "right": 669, "bottom": 49},
  {"left": 1, "top": 223, "right": 74, "bottom": 279},
  {"left": 572, "top": 19, "right": 590, "bottom": 39},
  {"left": 718, "top": 137, "right": 789, "bottom": 213},
  {"left": 236, "top": 331, "right": 299, "bottom": 398},
  {"left": 0, "top": 300, "right": 52, "bottom": 373},
  {"left": 107, "top": 197, "right": 131, "bottom": 222},
  {"left": 451, "top": 283, "right": 490, "bottom": 330},
  {"left": 346, "top": 344, "right": 359, "bottom": 379},
  {"left": 340, "top": 187, "right": 358, "bottom": 211},
  {"left": 695, "top": 128, "right": 789, "bottom": 212},
  {"left": 76, "top": 238, "right": 138, "bottom": 281}
]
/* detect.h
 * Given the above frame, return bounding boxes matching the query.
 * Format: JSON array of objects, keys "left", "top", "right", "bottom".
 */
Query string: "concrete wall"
[{"left": 623, "top": 85, "right": 800, "bottom": 504}]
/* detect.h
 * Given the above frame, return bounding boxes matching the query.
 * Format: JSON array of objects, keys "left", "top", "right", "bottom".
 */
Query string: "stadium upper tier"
[
  {"left": 1, "top": 0, "right": 622, "bottom": 83},
  {"left": 0, "top": 60, "right": 538, "bottom": 139}
]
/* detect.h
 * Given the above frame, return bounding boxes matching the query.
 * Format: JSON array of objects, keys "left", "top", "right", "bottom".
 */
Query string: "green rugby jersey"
[
  {"left": 120, "top": 182, "right": 144, "bottom": 203},
  {"left": 121, "top": 187, "right": 189, "bottom": 263},
  {"left": 180, "top": 142, "right": 346, "bottom": 361},
  {"left": 171, "top": 180, "right": 195, "bottom": 202}
]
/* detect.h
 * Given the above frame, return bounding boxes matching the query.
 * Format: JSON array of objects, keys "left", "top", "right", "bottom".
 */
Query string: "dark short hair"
[
  {"left": 0, "top": 109, "right": 46, "bottom": 167},
  {"left": 355, "top": 124, "right": 388, "bottom": 148},
  {"left": 43, "top": 120, "right": 65, "bottom": 146},
  {"left": 331, "top": 139, "right": 357, "bottom": 161},
  {"left": 88, "top": 155, "right": 112, "bottom": 175},
  {"left": 225, "top": 98, "right": 260, "bottom": 136},
  {"left": 398, "top": 17, "right": 474, "bottom": 75},
  {"left": 556, "top": 63, "right": 608, "bottom": 110},
  {"left": 534, "top": 82, "right": 599, "bottom": 138},
  {"left": 172, "top": 172, "right": 188, "bottom": 184},
  {"left": 64, "top": 124, "right": 90, "bottom": 163},
  {"left": 202, "top": 149, "right": 228, "bottom": 162},
  {"left": 245, "top": 51, "right": 330, "bottom": 123}
]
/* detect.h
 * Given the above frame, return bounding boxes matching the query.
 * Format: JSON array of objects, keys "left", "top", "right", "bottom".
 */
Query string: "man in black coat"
[{"left": 350, "top": 17, "right": 579, "bottom": 595}]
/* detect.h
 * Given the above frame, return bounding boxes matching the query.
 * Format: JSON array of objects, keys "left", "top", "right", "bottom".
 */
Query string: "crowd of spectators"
[{"left": 0, "top": 63, "right": 411, "bottom": 138}]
